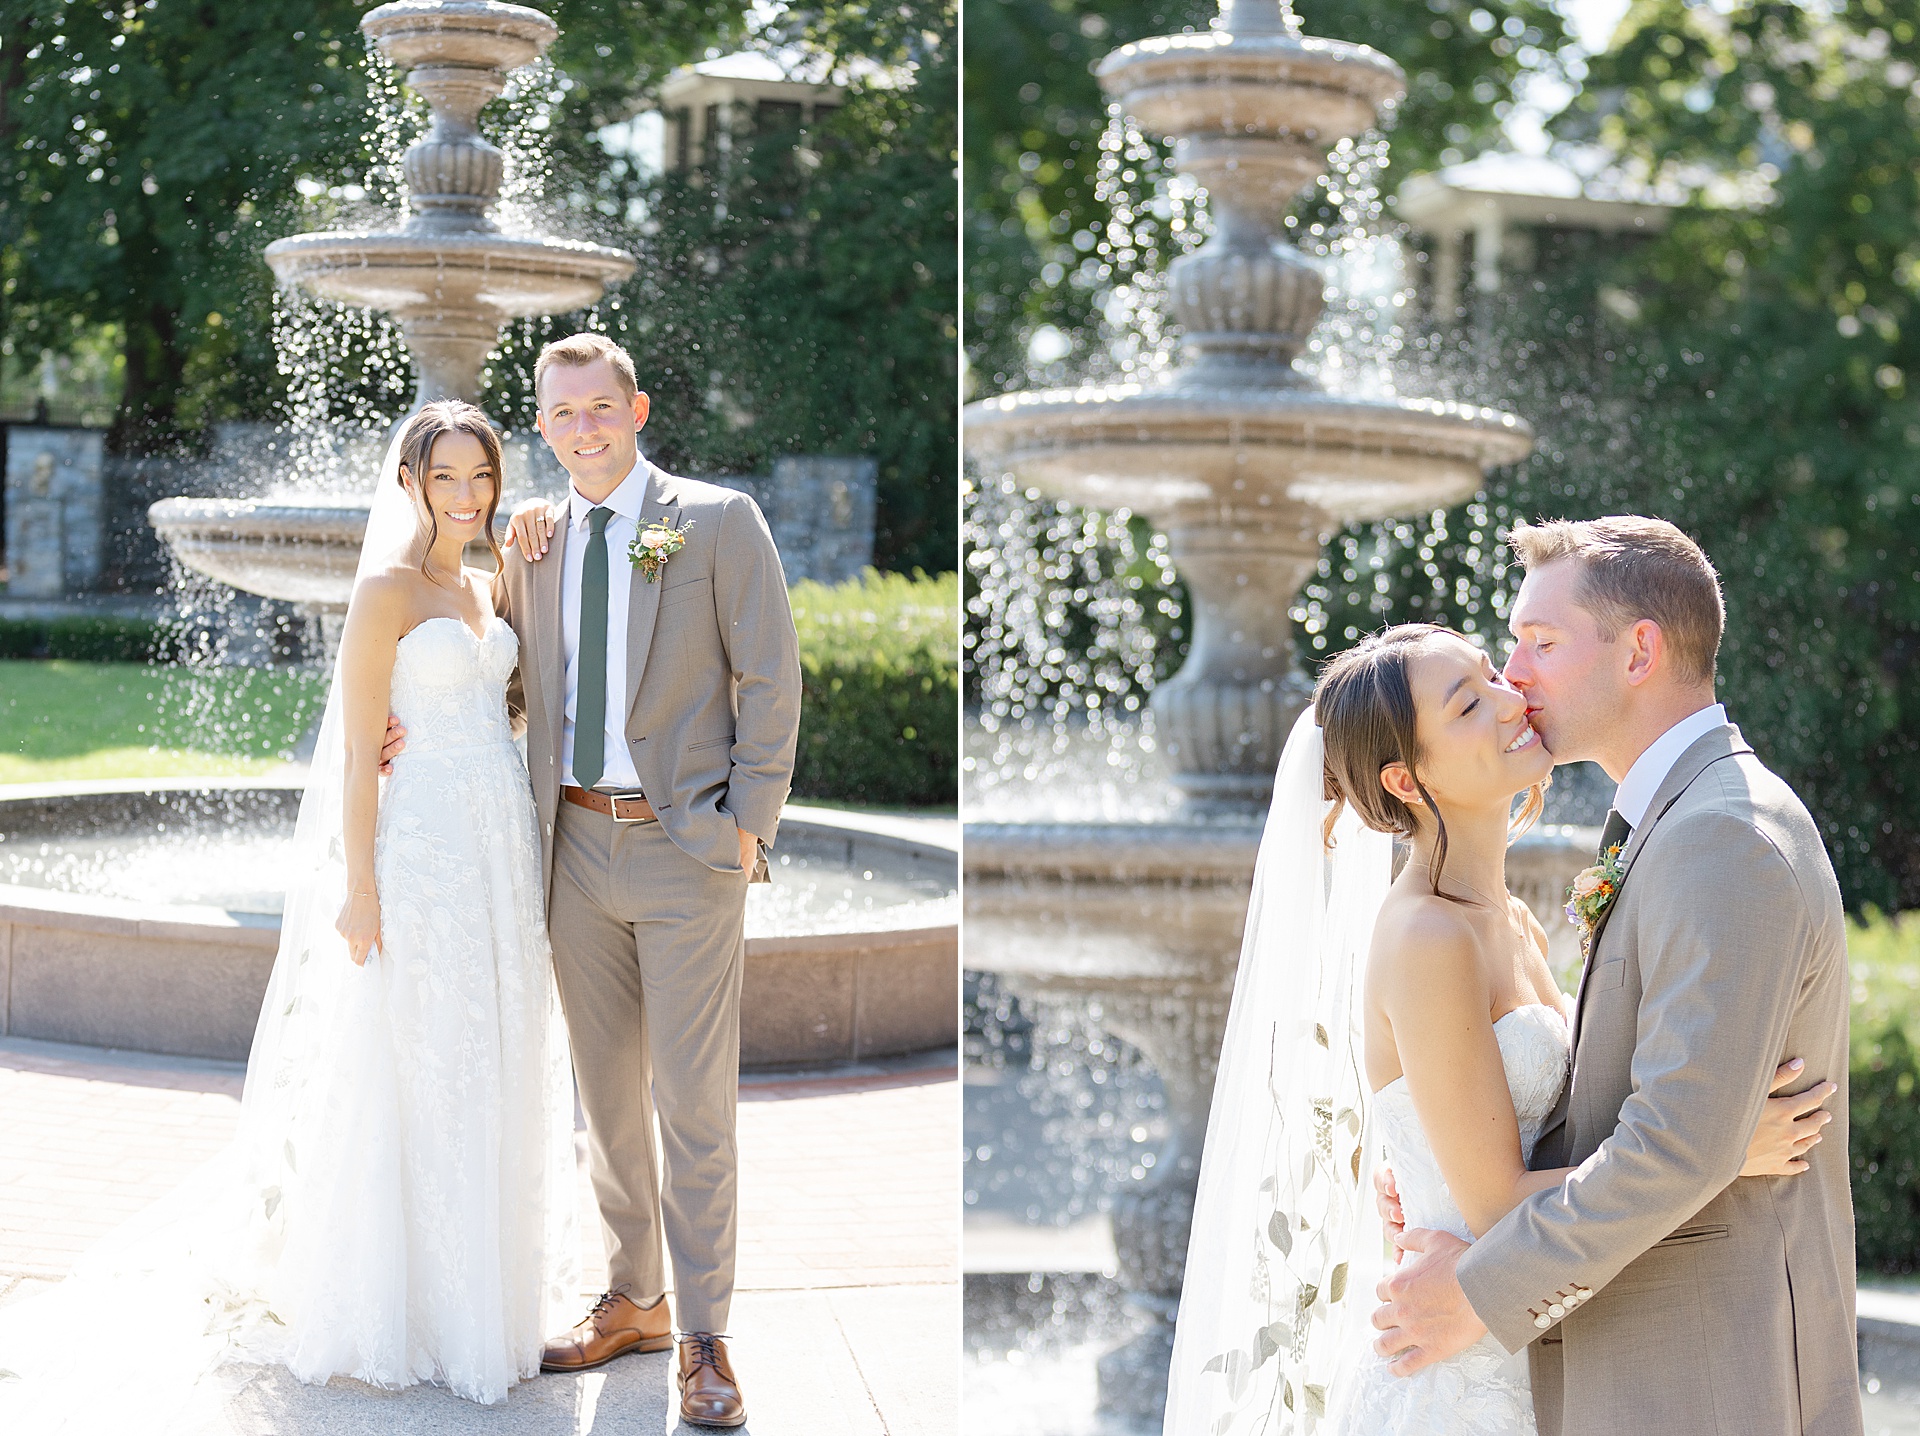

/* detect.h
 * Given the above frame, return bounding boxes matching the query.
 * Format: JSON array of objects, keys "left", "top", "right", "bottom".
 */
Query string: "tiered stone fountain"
[
  {"left": 148, "top": 0, "right": 634, "bottom": 613},
  {"left": 964, "top": 0, "right": 1545, "bottom": 1423}
]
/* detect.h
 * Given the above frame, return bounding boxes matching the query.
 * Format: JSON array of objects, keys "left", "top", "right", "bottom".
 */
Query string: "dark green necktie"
[
  {"left": 1597, "top": 808, "right": 1631, "bottom": 860},
  {"left": 574, "top": 505, "right": 613, "bottom": 790}
]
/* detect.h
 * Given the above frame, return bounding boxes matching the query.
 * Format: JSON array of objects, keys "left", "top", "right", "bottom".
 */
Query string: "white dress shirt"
[
  {"left": 560, "top": 461, "right": 646, "bottom": 792},
  {"left": 1611, "top": 702, "right": 1728, "bottom": 829}
]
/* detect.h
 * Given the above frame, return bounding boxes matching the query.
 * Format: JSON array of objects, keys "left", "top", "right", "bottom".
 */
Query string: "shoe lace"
[
  {"left": 587, "top": 1290, "right": 626, "bottom": 1325},
  {"left": 679, "top": 1332, "right": 727, "bottom": 1374}
]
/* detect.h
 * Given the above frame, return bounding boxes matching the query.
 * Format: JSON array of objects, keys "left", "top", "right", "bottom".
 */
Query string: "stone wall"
[{"left": 3, "top": 428, "right": 105, "bottom": 598}]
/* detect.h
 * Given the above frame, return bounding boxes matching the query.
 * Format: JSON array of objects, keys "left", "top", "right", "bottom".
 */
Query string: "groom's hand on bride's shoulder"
[
  {"left": 502, "top": 498, "right": 560, "bottom": 560},
  {"left": 380, "top": 715, "right": 406, "bottom": 775},
  {"left": 1372, "top": 1228, "right": 1484, "bottom": 1377}
]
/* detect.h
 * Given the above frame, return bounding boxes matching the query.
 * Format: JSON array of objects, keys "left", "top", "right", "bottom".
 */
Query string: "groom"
[
  {"left": 1372, "top": 516, "right": 1860, "bottom": 1435},
  {"left": 493, "top": 332, "right": 798, "bottom": 1427}
]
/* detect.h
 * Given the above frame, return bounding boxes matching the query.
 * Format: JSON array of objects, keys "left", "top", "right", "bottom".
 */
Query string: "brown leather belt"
[{"left": 561, "top": 786, "right": 657, "bottom": 824}]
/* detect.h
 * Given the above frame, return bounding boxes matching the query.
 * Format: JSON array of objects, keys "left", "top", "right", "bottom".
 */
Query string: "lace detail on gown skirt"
[
  {"left": 1326, "top": 1003, "right": 1570, "bottom": 1436},
  {"left": 0, "top": 616, "right": 577, "bottom": 1427}
]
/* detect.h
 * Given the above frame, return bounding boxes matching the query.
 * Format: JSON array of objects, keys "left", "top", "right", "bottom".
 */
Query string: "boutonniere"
[
  {"left": 1565, "top": 843, "right": 1627, "bottom": 956},
  {"left": 627, "top": 518, "right": 691, "bottom": 583}
]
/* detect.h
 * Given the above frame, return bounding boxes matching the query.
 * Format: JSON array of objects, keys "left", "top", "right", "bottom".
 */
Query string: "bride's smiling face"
[
  {"left": 1390, "top": 633, "right": 1554, "bottom": 816},
  {"left": 402, "top": 430, "right": 496, "bottom": 544}
]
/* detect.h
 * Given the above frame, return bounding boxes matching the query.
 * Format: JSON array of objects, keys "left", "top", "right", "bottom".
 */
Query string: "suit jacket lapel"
[
  {"left": 534, "top": 507, "right": 570, "bottom": 750},
  {"left": 625, "top": 463, "right": 676, "bottom": 722},
  {"left": 1569, "top": 723, "right": 1753, "bottom": 1052}
]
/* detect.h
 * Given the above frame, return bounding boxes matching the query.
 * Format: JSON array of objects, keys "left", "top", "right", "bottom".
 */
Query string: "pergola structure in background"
[{"left": 1395, "top": 152, "right": 1676, "bottom": 317}]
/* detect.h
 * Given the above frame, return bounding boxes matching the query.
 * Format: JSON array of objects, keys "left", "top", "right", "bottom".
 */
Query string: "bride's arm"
[
  {"left": 1375, "top": 904, "right": 1544, "bottom": 1241},
  {"left": 335, "top": 576, "right": 406, "bottom": 966}
]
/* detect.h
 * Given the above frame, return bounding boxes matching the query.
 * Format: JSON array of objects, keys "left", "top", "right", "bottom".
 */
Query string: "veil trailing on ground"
[
  {"left": 1163, "top": 709, "right": 1394, "bottom": 1436},
  {"left": 0, "top": 428, "right": 578, "bottom": 1431}
]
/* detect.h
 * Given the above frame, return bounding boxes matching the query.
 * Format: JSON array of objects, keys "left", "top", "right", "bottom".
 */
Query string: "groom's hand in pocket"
[
  {"left": 738, "top": 826, "right": 760, "bottom": 873},
  {"left": 380, "top": 714, "right": 406, "bottom": 775},
  {"left": 1373, "top": 1228, "right": 1485, "bottom": 1377}
]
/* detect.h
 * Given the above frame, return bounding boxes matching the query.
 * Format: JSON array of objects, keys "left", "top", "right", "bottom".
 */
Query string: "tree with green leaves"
[{"left": 0, "top": 0, "right": 757, "bottom": 453}]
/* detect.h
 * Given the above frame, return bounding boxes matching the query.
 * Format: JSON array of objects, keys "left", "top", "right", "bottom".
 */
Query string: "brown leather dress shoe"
[
  {"left": 676, "top": 1332, "right": 747, "bottom": 1428},
  {"left": 540, "top": 1288, "right": 672, "bottom": 1372}
]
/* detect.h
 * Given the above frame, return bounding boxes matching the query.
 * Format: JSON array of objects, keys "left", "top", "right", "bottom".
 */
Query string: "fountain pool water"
[
  {"left": 0, "top": 783, "right": 956, "bottom": 1069},
  {"left": 959, "top": 0, "right": 1583, "bottom": 1426}
]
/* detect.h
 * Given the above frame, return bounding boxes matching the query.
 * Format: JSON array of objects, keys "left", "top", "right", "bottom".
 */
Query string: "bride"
[
  {"left": 1163, "top": 623, "right": 1831, "bottom": 1436},
  {"left": 0, "top": 402, "right": 577, "bottom": 1429}
]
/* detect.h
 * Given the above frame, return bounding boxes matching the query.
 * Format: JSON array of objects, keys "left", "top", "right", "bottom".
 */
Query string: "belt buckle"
[{"left": 609, "top": 791, "right": 652, "bottom": 824}]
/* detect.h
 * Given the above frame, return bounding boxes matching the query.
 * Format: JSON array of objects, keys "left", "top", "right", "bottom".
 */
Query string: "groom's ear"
[
  {"left": 632, "top": 390, "right": 650, "bottom": 431},
  {"left": 1622, "top": 618, "right": 1665, "bottom": 688}
]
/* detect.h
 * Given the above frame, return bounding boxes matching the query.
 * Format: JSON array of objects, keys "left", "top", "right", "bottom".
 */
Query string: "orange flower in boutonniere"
[
  {"left": 1566, "top": 843, "right": 1627, "bottom": 957},
  {"left": 628, "top": 518, "right": 691, "bottom": 582}
]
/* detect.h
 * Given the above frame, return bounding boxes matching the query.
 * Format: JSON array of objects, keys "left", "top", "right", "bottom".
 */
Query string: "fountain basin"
[
  {"left": 147, "top": 498, "right": 370, "bottom": 608},
  {"left": 262, "top": 231, "right": 636, "bottom": 321},
  {"left": 1096, "top": 28, "right": 1405, "bottom": 147},
  {"left": 0, "top": 781, "right": 956, "bottom": 1067},
  {"left": 965, "top": 386, "right": 1535, "bottom": 524}
]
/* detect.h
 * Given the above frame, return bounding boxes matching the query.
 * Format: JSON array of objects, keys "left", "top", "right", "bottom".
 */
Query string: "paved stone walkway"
[{"left": 0, "top": 1036, "right": 958, "bottom": 1434}]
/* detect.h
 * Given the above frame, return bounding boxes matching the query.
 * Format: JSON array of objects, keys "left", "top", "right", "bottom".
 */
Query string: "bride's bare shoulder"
[{"left": 1368, "top": 889, "right": 1484, "bottom": 1001}]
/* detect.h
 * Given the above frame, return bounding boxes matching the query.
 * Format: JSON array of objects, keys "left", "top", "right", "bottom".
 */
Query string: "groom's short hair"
[
  {"left": 534, "top": 332, "right": 639, "bottom": 402},
  {"left": 1509, "top": 516, "right": 1724, "bottom": 685}
]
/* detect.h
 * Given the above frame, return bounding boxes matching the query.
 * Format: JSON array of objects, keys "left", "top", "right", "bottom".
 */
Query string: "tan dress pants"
[{"left": 548, "top": 799, "right": 750, "bottom": 1334}]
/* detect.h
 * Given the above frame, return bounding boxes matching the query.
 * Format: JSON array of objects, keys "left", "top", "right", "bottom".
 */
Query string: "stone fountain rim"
[
  {"left": 264, "top": 230, "right": 637, "bottom": 271},
  {"left": 963, "top": 384, "right": 1537, "bottom": 461},
  {"left": 1096, "top": 27, "right": 1407, "bottom": 92},
  {"left": 964, "top": 819, "right": 1601, "bottom": 904},
  {"left": 361, "top": 0, "right": 559, "bottom": 44}
]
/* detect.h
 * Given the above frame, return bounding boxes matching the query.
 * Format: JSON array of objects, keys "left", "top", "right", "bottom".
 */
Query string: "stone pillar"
[
  {"left": 4, "top": 427, "right": 105, "bottom": 597},
  {"left": 768, "top": 455, "right": 877, "bottom": 585}
]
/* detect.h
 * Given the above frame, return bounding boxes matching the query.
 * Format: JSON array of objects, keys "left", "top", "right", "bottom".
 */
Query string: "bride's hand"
[
  {"left": 1740, "top": 1060, "right": 1837, "bottom": 1176},
  {"left": 336, "top": 891, "right": 382, "bottom": 966},
  {"left": 503, "top": 498, "right": 559, "bottom": 559}
]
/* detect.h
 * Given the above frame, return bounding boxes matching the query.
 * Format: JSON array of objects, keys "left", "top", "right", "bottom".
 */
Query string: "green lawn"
[{"left": 0, "top": 659, "right": 329, "bottom": 783}]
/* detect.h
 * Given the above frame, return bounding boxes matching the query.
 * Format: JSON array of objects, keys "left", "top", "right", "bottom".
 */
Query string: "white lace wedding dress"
[
  {"left": 0, "top": 614, "right": 577, "bottom": 1429},
  {"left": 1327, "top": 1003, "right": 1571, "bottom": 1436}
]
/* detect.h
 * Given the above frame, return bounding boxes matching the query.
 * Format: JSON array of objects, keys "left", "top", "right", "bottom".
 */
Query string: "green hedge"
[
  {"left": 0, "top": 614, "right": 164, "bottom": 662},
  {"left": 790, "top": 570, "right": 957, "bottom": 808},
  {"left": 1849, "top": 910, "right": 1920, "bottom": 1274}
]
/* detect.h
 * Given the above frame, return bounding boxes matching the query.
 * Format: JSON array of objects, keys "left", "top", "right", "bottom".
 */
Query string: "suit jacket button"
[
  {"left": 1533, "top": 1313, "right": 1552, "bottom": 1329},
  {"left": 1547, "top": 1303, "right": 1565, "bottom": 1319}
]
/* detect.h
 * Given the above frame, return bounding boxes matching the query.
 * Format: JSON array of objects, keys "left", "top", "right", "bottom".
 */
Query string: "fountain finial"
[{"left": 1215, "top": 0, "right": 1300, "bottom": 35}]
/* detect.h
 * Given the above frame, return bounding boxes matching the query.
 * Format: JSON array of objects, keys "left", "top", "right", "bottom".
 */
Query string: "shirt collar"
[
  {"left": 568, "top": 458, "right": 648, "bottom": 530},
  {"left": 1612, "top": 701, "right": 1728, "bottom": 829}
]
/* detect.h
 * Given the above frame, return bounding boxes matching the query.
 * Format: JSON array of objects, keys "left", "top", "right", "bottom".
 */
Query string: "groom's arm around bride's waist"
[{"left": 1454, "top": 803, "right": 1847, "bottom": 1355}]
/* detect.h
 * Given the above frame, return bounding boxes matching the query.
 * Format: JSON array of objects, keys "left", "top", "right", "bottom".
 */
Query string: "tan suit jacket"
[
  {"left": 498, "top": 461, "right": 802, "bottom": 900},
  {"left": 1457, "top": 725, "right": 1861, "bottom": 1436}
]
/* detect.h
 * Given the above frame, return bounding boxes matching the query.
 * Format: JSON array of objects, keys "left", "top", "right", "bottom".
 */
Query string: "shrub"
[
  {"left": 790, "top": 570, "right": 957, "bottom": 807},
  {"left": 0, "top": 614, "right": 163, "bottom": 662},
  {"left": 1847, "top": 909, "right": 1920, "bottom": 1274}
]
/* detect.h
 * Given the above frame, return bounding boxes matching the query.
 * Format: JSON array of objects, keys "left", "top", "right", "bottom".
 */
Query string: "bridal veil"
[{"left": 1163, "top": 709, "right": 1394, "bottom": 1436}]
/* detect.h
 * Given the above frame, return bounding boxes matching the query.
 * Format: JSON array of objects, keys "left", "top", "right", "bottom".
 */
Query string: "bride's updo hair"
[
  {"left": 1314, "top": 622, "right": 1546, "bottom": 898},
  {"left": 395, "top": 400, "right": 505, "bottom": 582}
]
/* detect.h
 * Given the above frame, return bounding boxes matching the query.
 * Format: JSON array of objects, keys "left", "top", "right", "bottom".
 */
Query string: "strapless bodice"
[
  {"left": 1373, "top": 1003, "right": 1571, "bottom": 1243},
  {"left": 387, "top": 615, "right": 518, "bottom": 756}
]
